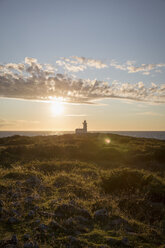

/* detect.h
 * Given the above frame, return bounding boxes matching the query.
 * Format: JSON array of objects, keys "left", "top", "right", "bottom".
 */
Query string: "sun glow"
[{"left": 51, "top": 99, "right": 64, "bottom": 116}]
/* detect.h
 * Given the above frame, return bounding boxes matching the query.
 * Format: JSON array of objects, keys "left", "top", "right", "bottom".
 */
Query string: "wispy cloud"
[
  {"left": 64, "top": 114, "right": 87, "bottom": 117},
  {"left": 0, "top": 118, "right": 40, "bottom": 128},
  {"left": 56, "top": 60, "right": 86, "bottom": 72},
  {"left": 56, "top": 56, "right": 107, "bottom": 72},
  {"left": 136, "top": 111, "right": 164, "bottom": 117},
  {"left": 71, "top": 56, "right": 108, "bottom": 69},
  {"left": 0, "top": 57, "right": 165, "bottom": 104},
  {"left": 110, "top": 60, "right": 165, "bottom": 75},
  {"left": 0, "top": 119, "right": 13, "bottom": 128}
]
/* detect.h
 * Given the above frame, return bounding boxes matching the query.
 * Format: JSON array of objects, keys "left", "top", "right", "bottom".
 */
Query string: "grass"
[{"left": 0, "top": 133, "right": 165, "bottom": 247}]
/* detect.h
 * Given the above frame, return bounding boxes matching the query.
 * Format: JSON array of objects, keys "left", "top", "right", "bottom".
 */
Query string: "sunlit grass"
[{"left": 0, "top": 133, "right": 165, "bottom": 247}]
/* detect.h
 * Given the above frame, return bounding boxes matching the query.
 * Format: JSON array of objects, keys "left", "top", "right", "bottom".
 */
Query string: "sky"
[{"left": 0, "top": 0, "right": 165, "bottom": 131}]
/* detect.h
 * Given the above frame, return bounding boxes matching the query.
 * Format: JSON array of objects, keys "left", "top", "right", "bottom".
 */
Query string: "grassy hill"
[{"left": 0, "top": 133, "right": 165, "bottom": 247}]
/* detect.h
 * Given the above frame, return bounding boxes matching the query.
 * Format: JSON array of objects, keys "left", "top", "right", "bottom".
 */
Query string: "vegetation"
[{"left": 0, "top": 133, "right": 165, "bottom": 247}]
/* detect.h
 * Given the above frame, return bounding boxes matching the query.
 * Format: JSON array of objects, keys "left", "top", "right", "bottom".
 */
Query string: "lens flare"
[{"left": 105, "top": 138, "right": 111, "bottom": 144}]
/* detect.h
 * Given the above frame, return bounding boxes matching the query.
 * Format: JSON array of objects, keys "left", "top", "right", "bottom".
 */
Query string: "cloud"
[
  {"left": 0, "top": 119, "right": 13, "bottom": 128},
  {"left": 25, "top": 57, "right": 38, "bottom": 65},
  {"left": 64, "top": 114, "right": 87, "bottom": 117},
  {"left": 6, "top": 63, "right": 25, "bottom": 72},
  {"left": 127, "top": 64, "right": 155, "bottom": 74},
  {"left": 71, "top": 56, "right": 108, "bottom": 69},
  {"left": 0, "top": 57, "right": 165, "bottom": 104},
  {"left": 110, "top": 60, "right": 127, "bottom": 71},
  {"left": 56, "top": 56, "right": 107, "bottom": 72},
  {"left": 0, "top": 118, "right": 40, "bottom": 128},
  {"left": 56, "top": 60, "right": 86, "bottom": 72},
  {"left": 110, "top": 60, "right": 165, "bottom": 75},
  {"left": 136, "top": 112, "right": 164, "bottom": 117}
]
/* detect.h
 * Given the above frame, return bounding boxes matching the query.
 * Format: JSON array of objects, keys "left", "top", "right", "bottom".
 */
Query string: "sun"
[{"left": 51, "top": 99, "right": 64, "bottom": 116}]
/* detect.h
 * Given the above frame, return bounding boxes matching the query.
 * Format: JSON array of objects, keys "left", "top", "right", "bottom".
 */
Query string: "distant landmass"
[{"left": 0, "top": 131, "right": 165, "bottom": 140}]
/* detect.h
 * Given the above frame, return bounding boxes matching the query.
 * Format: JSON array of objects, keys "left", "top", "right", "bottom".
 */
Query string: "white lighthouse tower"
[{"left": 75, "top": 120, "right": 88, "bottom": 134}]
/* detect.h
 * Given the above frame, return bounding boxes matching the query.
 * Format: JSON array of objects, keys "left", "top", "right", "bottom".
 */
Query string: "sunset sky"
[{"left": 0, "top": 0, "right": 165, "bottom": 131}]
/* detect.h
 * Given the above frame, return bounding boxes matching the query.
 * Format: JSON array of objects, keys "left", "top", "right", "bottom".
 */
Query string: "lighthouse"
[
  {"left": 83, "top": 120, "right": 87, "bottom": 132},
  {"left": 75, "top": 120, "right": 88, "bottom": 134}
]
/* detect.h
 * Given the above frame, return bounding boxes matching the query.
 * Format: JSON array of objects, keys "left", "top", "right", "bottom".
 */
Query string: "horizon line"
[{"left": 0, "top": 130, "right": 165, "bottom": 132}]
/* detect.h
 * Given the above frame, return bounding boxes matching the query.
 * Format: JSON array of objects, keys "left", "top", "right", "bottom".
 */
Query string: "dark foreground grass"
[{"left": 0, "top": 133, "right": 165, "bottom": 247}]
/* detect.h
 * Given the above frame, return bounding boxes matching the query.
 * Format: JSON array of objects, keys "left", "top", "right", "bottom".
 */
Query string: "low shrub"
[{"left": 100, "top": 168, "right": 165, "bottom": 203}]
